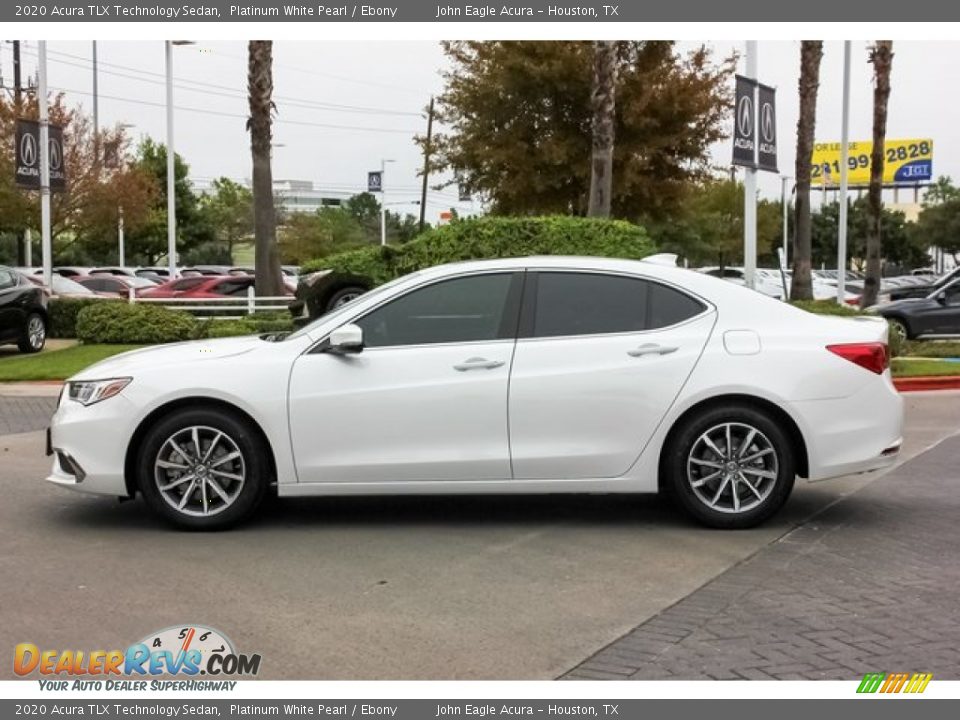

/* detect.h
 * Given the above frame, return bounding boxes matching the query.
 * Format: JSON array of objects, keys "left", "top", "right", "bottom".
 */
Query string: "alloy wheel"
[
  {"left": 154, "top": 425, "right": 246, "bottom": 517},
  {"left": 27, "top": 316, "right": 45, "bottom": 350},
  {"left": 686, "top": 422, "right": 778, "bottom": 514}
]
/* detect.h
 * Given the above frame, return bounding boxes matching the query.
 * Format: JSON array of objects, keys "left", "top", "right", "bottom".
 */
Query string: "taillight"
[{"left": 826, "top": 343, "right": 889, "bottom": 375}]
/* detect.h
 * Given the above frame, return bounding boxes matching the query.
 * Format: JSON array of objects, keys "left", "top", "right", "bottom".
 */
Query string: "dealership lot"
[{"left": 1, "top": 391, "right": 958, "bottom": 679}]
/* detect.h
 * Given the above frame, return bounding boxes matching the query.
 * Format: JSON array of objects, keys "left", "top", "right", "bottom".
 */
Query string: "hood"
[
  {"left": 70, "top": 335, "right": 265, "bottom": 381},
  {"left": 873, "top": 296, "right": 931, "bottom": 314}
]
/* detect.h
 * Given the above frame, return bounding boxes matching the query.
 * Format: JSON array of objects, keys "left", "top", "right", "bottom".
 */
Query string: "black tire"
[
  {"left": 887, "top": 317, "right": 911, "bottom": 342},
  {"left": 136, "top": 407, "right": 270, "bottom": 530},
  {"left": 324, "top": 285, "right": 367, "bottom": 313},
  {"left": 17, "top": 312, "right": 46, "bottom": 354},
  {"left": 662, "top": 403, "right": 796, "bottom": 529}
]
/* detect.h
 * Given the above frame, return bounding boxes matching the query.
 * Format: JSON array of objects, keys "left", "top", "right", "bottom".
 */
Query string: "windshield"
[
  {"left": 285, "top": 272, "right": 424, "bottom": 341},
  {"left": 53, "top": 275, "right": 93, "bottom": 295},
  {"left": 128, "top": 276, "right": 159, "bottom": 288}
]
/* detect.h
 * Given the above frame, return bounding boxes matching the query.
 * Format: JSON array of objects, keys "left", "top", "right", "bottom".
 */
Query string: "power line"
[
  {"left": 20, "top": 46, "right": 425, "bottom": 118},
  {"left": 46, "top": 84, "right": 420, "bottom": 135}
]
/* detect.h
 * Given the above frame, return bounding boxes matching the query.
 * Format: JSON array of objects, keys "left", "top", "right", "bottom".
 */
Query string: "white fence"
[{"left": 127, "top": 286, "right": 294, "bottom": 320}]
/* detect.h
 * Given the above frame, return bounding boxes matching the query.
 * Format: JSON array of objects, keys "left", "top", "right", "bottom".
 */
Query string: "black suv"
[{"left": 0, "top": 266, "right": 48, "bottom": 353}]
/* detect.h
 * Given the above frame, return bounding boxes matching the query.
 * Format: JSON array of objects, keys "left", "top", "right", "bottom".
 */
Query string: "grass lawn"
[
  {"left": 0, "top": 344, "right": 144, "bottom": 382},
  {"left": 892, "top": 358, "right": 960, "bottom": 378}
]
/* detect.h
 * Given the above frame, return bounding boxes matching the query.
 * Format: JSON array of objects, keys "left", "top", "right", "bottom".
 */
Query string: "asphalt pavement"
[{"left": 1, "top": 391, "right": 957, "bottom": 679}]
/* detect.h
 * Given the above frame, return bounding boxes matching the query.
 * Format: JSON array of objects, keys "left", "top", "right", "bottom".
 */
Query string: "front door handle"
[
  {"left": 627, "top": 343, "right": 678, "bottom": 357},
  {"left": 453, "top": 357, "right": 505, "bottom": 371}
]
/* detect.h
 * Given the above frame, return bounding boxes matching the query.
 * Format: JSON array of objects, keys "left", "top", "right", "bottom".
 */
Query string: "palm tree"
[
  {"left": 861, "top": 41, "right": 894, "bottom": 309},
  {"left": 587, "top": 41, "right": 618, "bottom": 218},
  {"left": 247, "top": 40, "right": 283, "bottom": 297},
  {"left": 790, "top": 40, "right": 823, "bottom": 301}
]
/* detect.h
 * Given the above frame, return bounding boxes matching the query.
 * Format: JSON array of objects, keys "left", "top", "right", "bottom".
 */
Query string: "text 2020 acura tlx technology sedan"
[{"left": 46, "top": 257, "right": 904, "bottom": 530}]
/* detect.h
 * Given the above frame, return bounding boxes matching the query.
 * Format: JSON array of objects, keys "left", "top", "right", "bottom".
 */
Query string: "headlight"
[{"left": 67, "top": 378, "right": 132, "bottom": 406}]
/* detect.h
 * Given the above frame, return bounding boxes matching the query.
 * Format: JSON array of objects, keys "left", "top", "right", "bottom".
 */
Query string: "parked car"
[
  {"left": 228, "top": 266, "right": 300, "bottom": 277},
  {"left": 698, "top": 267, "right": 785, "bottom": 299},
  {"left": 135, "top": 267, "right": 172, "bottom": 282},
  {"left": 0, "top": 265, "right": 48, "bottom": 353},
  {"left": 19, "top": 272, "right": 114, "bottom": 300},
  {"left": 889, "top": 266, "right": 960, "bottom": 301},
  {"left": 180, "top": 265, "right": 233, "bottom": 277},
  {"left": 869, "top": 277, "right": 960, "bottom": 340},
  {"left": 90, "top": 267, "right": 138, "bottom": 277},
  {"left": 74, "top": 275, "right": 158, "bottom": 298},
  {"left": 47, "top": 257, "right": 903, "bottom": 530},
  {"left": 140, "top": 275, "right": 294, "bottom": 299}
]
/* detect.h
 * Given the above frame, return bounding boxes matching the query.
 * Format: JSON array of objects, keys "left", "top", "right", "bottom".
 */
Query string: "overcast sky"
[{"left": 1, "top": 39, "right": 954, "bottom": 221}]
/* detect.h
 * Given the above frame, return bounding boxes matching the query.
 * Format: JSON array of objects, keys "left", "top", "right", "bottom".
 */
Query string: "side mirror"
[
  {"left": 936, "top": 291, "right": 947, "bottom": 304},
  {"left": 327, "top": 324, "right": 364, "bottom": 354}
]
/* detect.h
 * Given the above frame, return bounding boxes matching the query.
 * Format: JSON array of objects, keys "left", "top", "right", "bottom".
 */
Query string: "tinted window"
[
  {"left": 214, "top": 280, "right": 253, "bottom": 296},
  {"left": 0, "top": 269, "right": 15, "bottom": 291},
  {"left": 357, "top": 273, "right": 516, "bottom": 348},
  {"left": 171, "top": 278, "right": 205, "bottom": 291},
  {"left": 531, "top": 273, "right": 704, "bottom": 338},
  {"left": 648, "top": 282, "right": 707, "bottom": 328}
]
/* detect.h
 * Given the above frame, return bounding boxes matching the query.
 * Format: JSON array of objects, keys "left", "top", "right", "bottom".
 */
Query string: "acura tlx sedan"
[{"left": 46, "top": 257, "right": 904, "bottom": 530}]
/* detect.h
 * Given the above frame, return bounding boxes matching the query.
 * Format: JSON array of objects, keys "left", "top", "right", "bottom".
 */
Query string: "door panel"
[
  {"left": 289, "top": 342, "right": 514, "bottom": 483},
  {"left": 509, "top": 314, "right": 714, "bottom": 479}
]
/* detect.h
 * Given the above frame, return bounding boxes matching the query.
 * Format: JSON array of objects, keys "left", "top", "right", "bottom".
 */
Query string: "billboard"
[{"left": 811, "top": 138, "right": 933, "bottom": 186}]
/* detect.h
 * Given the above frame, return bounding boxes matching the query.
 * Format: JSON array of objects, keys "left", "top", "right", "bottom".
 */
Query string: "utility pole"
[
  {"left": 92, "top": 41, "right": 99, "bottom": 164},
  {"left": 165, "top": 41, "right": 177, "bottom": 278},
  {"left": 781, "top": 175, "right": 790, "bottom": 267},
  {"left": 837, "top": 40, "right": 851, "bottom": 305},
  {"left": 38, "top": 42, "right": 53, "bottom": 290},
  {"left": 419, "top": 96, "right": 434, "bottom": 233},
  {"left": 743, "top": 41, "right": 758, "bottom": 291},
  {"left": 118, "top": 206, "right": 125, "bottom": 267},
  {"left": 380, "top": 158, "right": 395, "bottom": 246},
  {"left": 13, "top": 41, "right": 27, "bottom": 266}
]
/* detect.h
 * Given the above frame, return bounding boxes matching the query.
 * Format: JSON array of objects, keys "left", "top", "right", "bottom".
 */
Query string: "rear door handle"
[
  {"left": 627, "top": 343, "right": 678, "bottom": 357},
  {"left": 453, "top": 357, "right": 505, "bottom": 371}
]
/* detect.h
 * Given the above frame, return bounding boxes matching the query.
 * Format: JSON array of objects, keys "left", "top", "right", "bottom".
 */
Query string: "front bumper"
[{"left": 46, "top": 392, "right": 136, "bottom": 497}]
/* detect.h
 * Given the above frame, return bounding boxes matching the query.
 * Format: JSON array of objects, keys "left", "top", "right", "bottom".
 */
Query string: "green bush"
[
  {"left": 302, "top": 216, "right": 654, "bottom": 283},
  {"left": 76, "top": 303, "right": 201, "bottom": 344},
  {"left": 297, "top": 215, "right": 655, "bottom": 316},
  {"left": 48, "top": 298, "right": 121, "bottom": 338},
  {"left": 902, "top": 340, "right": 960, "bottom": 358},
  {"left": 200, "top": 313, "right": 294, "bottom": 338}
]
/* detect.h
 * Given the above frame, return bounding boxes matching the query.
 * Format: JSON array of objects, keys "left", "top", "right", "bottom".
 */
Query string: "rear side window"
[
  {"left": 0, "top": 269, "right": 16, "bottom": 291},
  {"left": 530, "top": 272, "right": 705, "bottom": 338}
]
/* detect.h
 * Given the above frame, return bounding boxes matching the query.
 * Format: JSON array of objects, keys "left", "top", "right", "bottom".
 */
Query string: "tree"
[
  {"left": 198, "top": 177, "right": 254, "bottom": 261},
  {"left": 861, "top": 41, "right": 894, "bottom": 309},
  {"left": 342, "top": 192, "right": 423, "bottom": 245},
  {"left": 247, "top": 40, "right": 284, "bottom": 296},
  {"left": 811, "top": 199, "right": 926, "bottom": 271},
  {"left": 647, "top": 178, "right": 781, "bottom": 267},
  {"left": 914, "top": 177, "right": 960, "bottom": 262},
  {"left": 588, "top": 41, "right": 618, "bottom": 217},
  {"left": 422, "top": 41, "right": 732, "bottom": 220},
  {"left": 126, "top": 137, "right": 211, "bottom": 265},
  {"left": 0, "top": 94, "right": 156, "bottom": 263},
  {"left": 279, "top": 207, "right": 366, "bottom": 264},
  {"left": 790, "top": 41, "right": 823, "bottom": 301}
]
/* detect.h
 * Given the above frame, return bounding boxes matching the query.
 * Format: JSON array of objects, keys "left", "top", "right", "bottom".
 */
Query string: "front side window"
[
  {"left": 531, "top": 272, "right": 705, "bottom": 338},
  {"left": 0, "top": 269, "right": 15, "bottom": 291},
  {"left": 356, "top": 273, "right": 518, "bottom": 348}
]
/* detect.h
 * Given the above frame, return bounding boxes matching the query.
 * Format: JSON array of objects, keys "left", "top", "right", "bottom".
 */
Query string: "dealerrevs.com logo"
[{"left": 15, "top": 625, "right": 261, "bottom": 687}]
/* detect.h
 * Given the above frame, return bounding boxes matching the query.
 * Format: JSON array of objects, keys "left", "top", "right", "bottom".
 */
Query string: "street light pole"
[
  {"left": 92, "top": 41, "right": 99, "bottom": 163},
  {"left": 380, "top": 158, "right": 395, "bottom": 246},
  {"left": 164, "top": 42, "right": 177, "bottom": 278},
  {"left": 38, "top": 41, "right": 53, "bottom": 290},
  {"left": 781, "top": 175, "right": 791, "bottom": 267},
  {"left": 837, "top": 40, "right": 852, "bottom": 305},
  {"left": 743, "top": 41, "right": 758, "bottom": 291}
]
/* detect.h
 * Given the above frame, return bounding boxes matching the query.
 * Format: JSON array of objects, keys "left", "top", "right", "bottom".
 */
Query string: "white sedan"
[{"left": 47, "top": 256, "right": 903, "bottom": 530}]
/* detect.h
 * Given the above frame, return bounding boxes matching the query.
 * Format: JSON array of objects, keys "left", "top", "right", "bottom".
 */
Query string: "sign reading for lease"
[
  {"left": 811, "top": 138, "right": 933, "bottom": 186},
  {"left": 15, "top": 119, "right": 67, "bottom": 191}
]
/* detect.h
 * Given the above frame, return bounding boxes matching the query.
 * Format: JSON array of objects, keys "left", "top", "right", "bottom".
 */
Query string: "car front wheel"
[
  {"left": 18, "top": 313, "right": 46, "bottom": 354},
  {"left": 137, "top": 407, "right": 269, "bottom": 530},
  {"left": 663, "top": 404, "right": 796, "bottom": 529}
]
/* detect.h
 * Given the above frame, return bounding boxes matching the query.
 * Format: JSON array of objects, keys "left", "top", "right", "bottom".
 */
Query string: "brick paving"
[
  {"left": 565, "top": 433, "right": 960, "bottom": 680},
  {"left": 0, "top": 397, "right": 57, "bottom": 436}
]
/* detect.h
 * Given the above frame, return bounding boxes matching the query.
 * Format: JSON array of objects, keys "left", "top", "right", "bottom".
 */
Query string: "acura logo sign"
[
  {"left": 737, "top": 95, "right": 753, "bottom": 138},
  {"left": 20, "top": 132, "right": 37, "bottom": 168},
  {"left": 49, "top": 138, "right": 62, "bottom": 172},
  {"left": 761, "top": 102, "right": 775, "bottom": 143}
]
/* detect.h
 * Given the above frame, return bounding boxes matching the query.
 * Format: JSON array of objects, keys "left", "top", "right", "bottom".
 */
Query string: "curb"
[{"left": 893, "top": 376, "right": 960, "bottom": 392}]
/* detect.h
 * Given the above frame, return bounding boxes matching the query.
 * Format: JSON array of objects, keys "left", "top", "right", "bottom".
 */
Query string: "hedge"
[
  {"left": 48, "top": 298, "right": 121, "bottom": 338},
  {"left": 74, "top": 303, "right": 294, "bottom": 344},
  {"left": 300, "top": 215, "right": 656, "bottom": 286}
]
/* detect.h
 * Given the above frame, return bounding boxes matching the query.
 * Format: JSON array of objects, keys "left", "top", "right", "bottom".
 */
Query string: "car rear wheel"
[
  {"left": 888, "top": 317, "right": 911, "bottom": 342},
  {"left": 18, "top": 313, "right": 46, "bottom": 354},
  {"left": 136, "top": 407, "right": 269, "bottom": 530},
  {"left": 663, "top": 404, "right": 795, "bottom": 529}
]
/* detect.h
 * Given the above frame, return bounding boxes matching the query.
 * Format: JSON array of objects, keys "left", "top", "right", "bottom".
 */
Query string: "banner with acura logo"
[
  {"left": 15, "top": 119, "right": 67, "bottom": 192},
  {"left": 757, "top": 83, "right": 778, "bottom": 172},
  {"left": 732, "top": 75, "right": 756, "bottom": 168}
]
